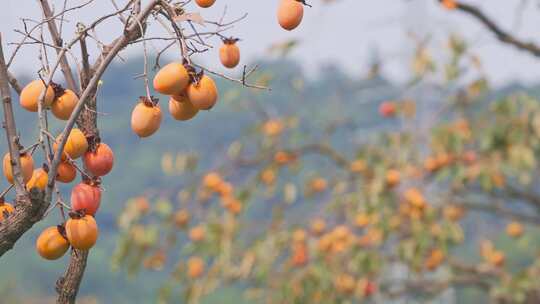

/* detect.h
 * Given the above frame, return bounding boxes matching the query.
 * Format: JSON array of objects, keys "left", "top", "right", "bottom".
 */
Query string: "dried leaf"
[{"left": 174, "top": 12, "right": 205, "bottom": 26}]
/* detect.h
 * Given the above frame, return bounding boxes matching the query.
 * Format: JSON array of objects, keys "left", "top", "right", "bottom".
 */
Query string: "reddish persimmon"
[
  {"left": 20, "top": 80, "right": 55, "bottom": 112},
  {"left": 54, "top": 128, "right": 89, "bottom": 159},
  {"left": 291, "top": 243, "right": 308, "bottom": 267},
  {"left": 219, "top": 39, "right": 240, "bottom": 68},
  {"left": 65, "top": 214, "right": 99, "bottom": 250},
  {"left": 71, "top": 182, "right": 102, "bottom": 216},
  {"left": 186, "top": 75, "right": 218, "bottom": 110},
  {"left": 187, "top": 256, "right": 205, "bottom": 278},
  {"left": 131, "top": 99, "right": 162, "bottom": 137},
  {"left": 36, "top": 226, "right": 69, "bottom": 260},
  {"left": 56, "top": 161, "right": 77, "bottom": 183},
  {"left": 51, "top": 89, "right": 78, "bottom": 120},
  {"left": 379, "top": 101, "right": 396, "bottom": 117},
  {"left": 153, "top": 62, "right": 189, "bottom": 96},
  {"left": 3, "top": 152, "right": 34, "bottom": 184},
  {"left": 195, "top": 0, "right": 215, "bottom": 8},
  {"left": 277, "top": 0, "right": 304, "bottom": 31},
  {"left": 168, "top": 95, "right": 199, "bottom": 121},
  {"left": 83, "top": 143, "right": 114, "bottom": 176}
]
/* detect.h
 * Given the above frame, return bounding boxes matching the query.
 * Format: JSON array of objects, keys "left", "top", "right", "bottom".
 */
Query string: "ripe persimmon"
[
  {"left": 404, "top": 188, "right": 425, "bottom": 208},
  {"left": 274, "top": 151, "right": 295, "bottom": 165},
  {"left": 354, "top": 213, "right": 370, "bottom": 228},
  {"left": 168, "top": 95, "right": 199, "bottom": 121},
  {"left": 195, "top": 0, "right": 215, "bottom": 8},
  {"left": 187, "top": 256, "right": 205, "bottom": 278},
  {"left": 36, "top": 226, "right": 69, "bottom": 260},
  {"left": 0, "top": 200, "right": 14, "bottom": 221},
  {"left": 202, "top": 172, "right": 222, "bottom": 191},
  {"left": 277, "top": 0, "right": 304, "bottom": 31},
  {"left": 187, "top": 75, "right": 218, "bottom": 110},
  {"left": 71, "top": 182, "right": 102, "bottom": 216},
  {"left": 189, "top": 225, "right": 206, "bottom": 242},
  {"left": 222, "top": 197, "right": 242, "bottom": 215},
  {"left": 3, "top": 152, "right": 34, "bottom": 184},
  {"left": 309, "top": 177, "right": 327, "bottom": 193},
  {"left": 349, "top": 159, "right": 366, "bottom": 173},
  {"left": 173, "top": 209, "right": 190, "bottom": 228},
  {"left": 54, "top": 128, "right": 89, "bottom": 159},
  {"left": 153, "top": 62, "right": 189, "bottom": 96},
  {"left": 263, "top": 119, "right": 284, "bottom": 137},
  {"left": 506, "top": 222, "right": 524, "bottom": 238},
  {"left": 65, "top": 214, "right": 99, "bottom": 250},
  {"left": 334, "top": 274, "right": 356, "bottom": 294},
  {"left": 425, "top": 248, "right": 445, "bottom": 270},
  {"left": 441, "top": 0, "right": 457, "bottom": 10},
  {"left": 291, "top": 243, "right": 308, "bottom": 266},
  {"left": 83, "top": 143, "right": 114, "bottom": 176},
  {"left": 219, "top": 39, "right": 240, "bottom": 68},
  {"left": 385, "top": 169, "right": 400, "bottom": 187},
  {"left": 26, "top": 167, "right": 48, "bottom": 191},
  {"left": 358, "top": 278, "right": 377, "bottom": 297},
  {"left": 310, "top": 218, "right": 326, "bottom": 236},
  {"left": 443, "top": 204, "right": 464, "bottom": 222},
  {"left": 487, "top": 250, "right": 505, "bottom": 267},
  {"left": 261, "top": 168, "right": 276, "bottom": 185},
  {"left": 131, "top": 98, "right": 162, "bottom": 137},
  {"left": 216, "top": 182, "right": 233, "bottom": 197},
  {"left": 56, "top": 161, "right": 77, "bottom": 183},
  {"left": 20, "top": 80, "right": 55, "bottom": 112},
  {"left": 51, "top": 89, "right": 78, "bottom": 120},
  {"left": 379, "top": 101, "right": 396, "bottom": 117}
]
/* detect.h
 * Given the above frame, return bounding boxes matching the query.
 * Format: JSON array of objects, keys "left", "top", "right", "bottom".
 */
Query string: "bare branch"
[
  {"left": 449, "top": 1, "right": 540, "bottom": 57},
  {"left": 56, "top": 249, "right": 89, "bottom": 304},
  {"left": 39, "top": 0, "right": 79, "bottom": 92}
]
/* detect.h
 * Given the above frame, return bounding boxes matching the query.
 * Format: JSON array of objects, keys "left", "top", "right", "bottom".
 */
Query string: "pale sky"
[{"left": 2, "top": 0, "right": 540, "bottom": 86}]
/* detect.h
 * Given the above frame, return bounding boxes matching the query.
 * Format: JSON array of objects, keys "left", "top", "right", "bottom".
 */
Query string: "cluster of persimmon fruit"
[
  {"left": 144, "top": 172, "right": 244, "bottom": 278},
  {"left": 285, "top": 222, "right": 379, "bottom": 298},
  {"left": 0, "top": 79, "right": 115, "bottom": 260},
  {"left": 129, "top": 0, "right": 310, "bottom": 137}
]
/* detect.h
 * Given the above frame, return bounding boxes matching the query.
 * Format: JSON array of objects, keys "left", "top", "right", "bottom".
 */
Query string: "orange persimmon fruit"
[
  {"left": 20, "top": 80, "right": 55, "bottom": 112},
  {"left": 219, "top": 39, "right": 241, "bottom": 68},
  {"left": 36, "top": 226, "right": 70, "bottom": 260},
  {"left": 168, "top": 94, "right": 199, "bottom": 121},
  {"left": 54, "top": 128, "right": 89, "bottom": 159},
  {"left": 51, "top": 89, "right": 78, "bottom": 120},
  {"left": 3, "top": 152, "right": 34, "bottom": 184},
  {"left": 65, "top": 214, "right": 99, "bottom": 250},
  {"left": 277, "top": 0, "right": 304, "bottom": 31},
  {"left": 186, "top": 75, "right": 218, "bottom": 110},
  {"left": 153, "top": 62, "right": 190, "bottom": 95},
  {"left": 131, "top": 98, "right": 162, "bottom": 137}
]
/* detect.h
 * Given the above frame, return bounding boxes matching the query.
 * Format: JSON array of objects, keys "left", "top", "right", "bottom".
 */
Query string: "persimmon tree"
[
  {"left": 112, "top": 1, "right": 540, "bottom": 303},
  {"left": 3, "top": 0, "right": 540, "bottom": 303},
  {"left": 0, "top": 0, "right": 311, "bottom": 302}
]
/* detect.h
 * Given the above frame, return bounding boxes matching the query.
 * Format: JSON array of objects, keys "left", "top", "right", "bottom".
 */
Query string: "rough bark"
[{"left": 56, "top": 249, "right": 89, "bottom": 304}]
